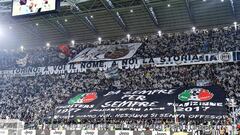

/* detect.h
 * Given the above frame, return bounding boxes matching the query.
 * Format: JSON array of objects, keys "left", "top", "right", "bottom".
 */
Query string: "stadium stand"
[
  {"left": 0, "top": 0, "right": 240, "bottom": 134},
  {"left": 0, "top": 26, "right": 239, "bottom": 134},
  {"left": 0, "top": 26, "right": 239, "bottom": 69}
]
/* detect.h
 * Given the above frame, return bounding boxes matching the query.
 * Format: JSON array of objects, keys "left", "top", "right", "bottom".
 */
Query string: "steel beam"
[
  {"left": 66, "top": 0, "right": 98, "bottom": 34},
  {"left": 41, "top": 15, "right": 70, "bottom": 39},
  {"left": 141, "top": 0, "right": 159, "bottom": 28},
  {"left": 100, "top": 0, "right": 127, "bottom": 32},
  {"left": 70, "top": 11, "right": 98, "bottom": 34},
  {"left": 0, "top": 0, "right": 90, "bottom": 13},
  {"left": 185, "top": 0, "right": 195, "bottom": 25},
  {"left": 229, "top": 0, "right": 237, "bottom": 20}
]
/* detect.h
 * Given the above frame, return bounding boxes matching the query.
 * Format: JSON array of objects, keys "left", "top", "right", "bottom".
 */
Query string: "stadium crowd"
[
  {"left": 0, "top": 25, "right": 239, "bottom": 131},
  {"left": 0, "top": 26, "right": 239, "bottom": 70},
  {"left": 0, "top": 63, "right": 239, "bottom": 123}
]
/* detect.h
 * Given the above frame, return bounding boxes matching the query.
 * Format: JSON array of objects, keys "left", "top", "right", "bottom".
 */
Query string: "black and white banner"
[
  {"left": 52, "top": 85, "right": 227, "bottom": 120},
  {"left": 0, "top": 52, "right": 235, "bottom": 77},
  {"left": 70, "top": 43, "right": 142, "bottom": 62}
]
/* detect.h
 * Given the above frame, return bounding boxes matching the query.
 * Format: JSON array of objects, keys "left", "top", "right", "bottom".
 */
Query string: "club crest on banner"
[
  {"left": 178, "top": 88, "right": 214, "bottom": 102},
  {"left": 104, "top": 46, "right": 130, "bottom": 59},
  {"left": 68, "top": 92, "right": 97, "bottom": 105},
  {"left": 220, "top": 52, "right": 231, "bottom": 62}
]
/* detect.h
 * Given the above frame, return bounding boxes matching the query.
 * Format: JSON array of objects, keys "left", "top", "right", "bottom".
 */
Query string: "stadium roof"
[{"left": 0, "top": 0, "right": 239, "bottom": 47}]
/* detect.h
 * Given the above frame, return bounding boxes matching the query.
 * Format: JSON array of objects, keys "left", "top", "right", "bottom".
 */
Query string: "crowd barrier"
[
  {"left": 25, "top": 130, "right": 175, "bottom": 135},
  {"left": 48, "top": 123, "right": 233, "bottom": 134},
  {"left": 0, "top": 129, "right": 233, "bottom": 135}
]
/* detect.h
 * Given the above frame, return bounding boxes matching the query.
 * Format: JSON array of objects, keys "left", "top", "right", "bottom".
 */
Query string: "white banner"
[
  {"left": 70, "top": 43, "right": 142, "bottom": 62},
  {"left": 22, "top": 130, "right": 36, "bottom": 135},
  {"left": 172, "top": 132, "right": 190, "bottom": 135},
  {"left": 115, "top": 130, "right": 133, "bottom": 135},
  {"left": 0, "top": 130, "right": 8, "bottom": 135},
  {"left": 155, "top": 52, "right": 233, "bottom": 67},
  {"left": 81, "top": 130, "right": 98, "bottom": 135},
  {"left": 152, "top": 131, "right": 170, "bottom": 135},
  {"left": 50, "top": 130, "right": 66, "bottom": 135},
  {"left": 0, "top": 52, "right": 234, "bottom": 77}
]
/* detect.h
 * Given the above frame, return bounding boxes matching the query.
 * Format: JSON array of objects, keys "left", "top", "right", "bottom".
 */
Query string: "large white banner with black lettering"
[
  {"left": 70, "top": 43, "right": 142, "bottom": 62},
  {"left": 0, "top": 52, "right": 235, "bottom": 77}
]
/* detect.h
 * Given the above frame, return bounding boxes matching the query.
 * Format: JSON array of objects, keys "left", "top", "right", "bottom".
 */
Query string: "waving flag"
[{"left": 16, "top": 54, "right": 28, "bottom": 67}]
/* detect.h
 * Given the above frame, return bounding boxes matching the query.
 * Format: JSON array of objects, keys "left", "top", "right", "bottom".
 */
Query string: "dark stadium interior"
[{"left": 0, "top": 0, "right": 240, "bottom": 46}]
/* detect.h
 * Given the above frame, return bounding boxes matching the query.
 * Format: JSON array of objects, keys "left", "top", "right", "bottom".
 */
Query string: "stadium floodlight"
[
  {"left": 35, "top": 23, "right": 39, "bottom": 26},
  {"left": 46, "top": 43, "right": 50, "bottom": 47},
  {"left": 20, "top": 45, "right": 24, "bottom": 51},
  {"left": 167, "top": 4, "right": 171, "bottom": 7},
  {"left": 64, "top": 19, "right": 68, "bottom": 22},
  {"left": 221, "top": 0, "right": 224, "bottom": 2},
  {"left": 0, "top": 25, "right": 4, "bottom": 37},
  {"left": 203, "top": 0, "right": 206, "bottom": 1},
  {"left": 127, "top": 34, "right": 131, "bottom": 41},
  {"left": 90, "top": 15, "right": 94, "bottom": 18},
  {"left": 71, "top": 40, "right": 75, "bottom": 45},
  {"left": 234, "top": 22, "right": 237, "bottom": 30},
  {"left": 0, "top": 29, "right": 2, "bottom": 37},
  {"left": 98, "top": 37, "right": 102, "bottom": 44},
  {"left": 158, "top": 30, "right": 162, "bottom": 37},
  {"left": 130, "top": 9, "right": 133, "bottom": 13},
  {"left": 192, "top": 26, "right": 196, "bottom": 32}
]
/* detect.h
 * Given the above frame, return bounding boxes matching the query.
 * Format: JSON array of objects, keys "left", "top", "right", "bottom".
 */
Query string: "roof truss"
[
  {"left": 141, "top": 0, "right": 159, "bottom": 28},
  {"left": 100, "top": 0, "right": 127, "bottom": 32}
]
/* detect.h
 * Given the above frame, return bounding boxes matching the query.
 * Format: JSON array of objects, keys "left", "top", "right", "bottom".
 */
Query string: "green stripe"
[{"left": 68, "top": 93, "right": 85, "bottom": 105}]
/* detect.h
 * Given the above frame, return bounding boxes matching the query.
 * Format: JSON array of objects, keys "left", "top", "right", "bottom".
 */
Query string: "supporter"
[
  {"left": 0, "top": 26, "right": 239, "bottom": 70},
  {"left": 0, "top": 25, "right": 238, "bottom": 129},
  {"left": 0, "top": 63, "right": 239, "bottom": 124}
]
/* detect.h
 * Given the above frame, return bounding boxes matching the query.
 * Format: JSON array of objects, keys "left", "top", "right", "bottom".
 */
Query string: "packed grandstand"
[
  {"left": 0, "top": 25, "right": 238, "bottom": 134},
  {"left": 0, "top": 0, "right": 240, "bottom": 135}
]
